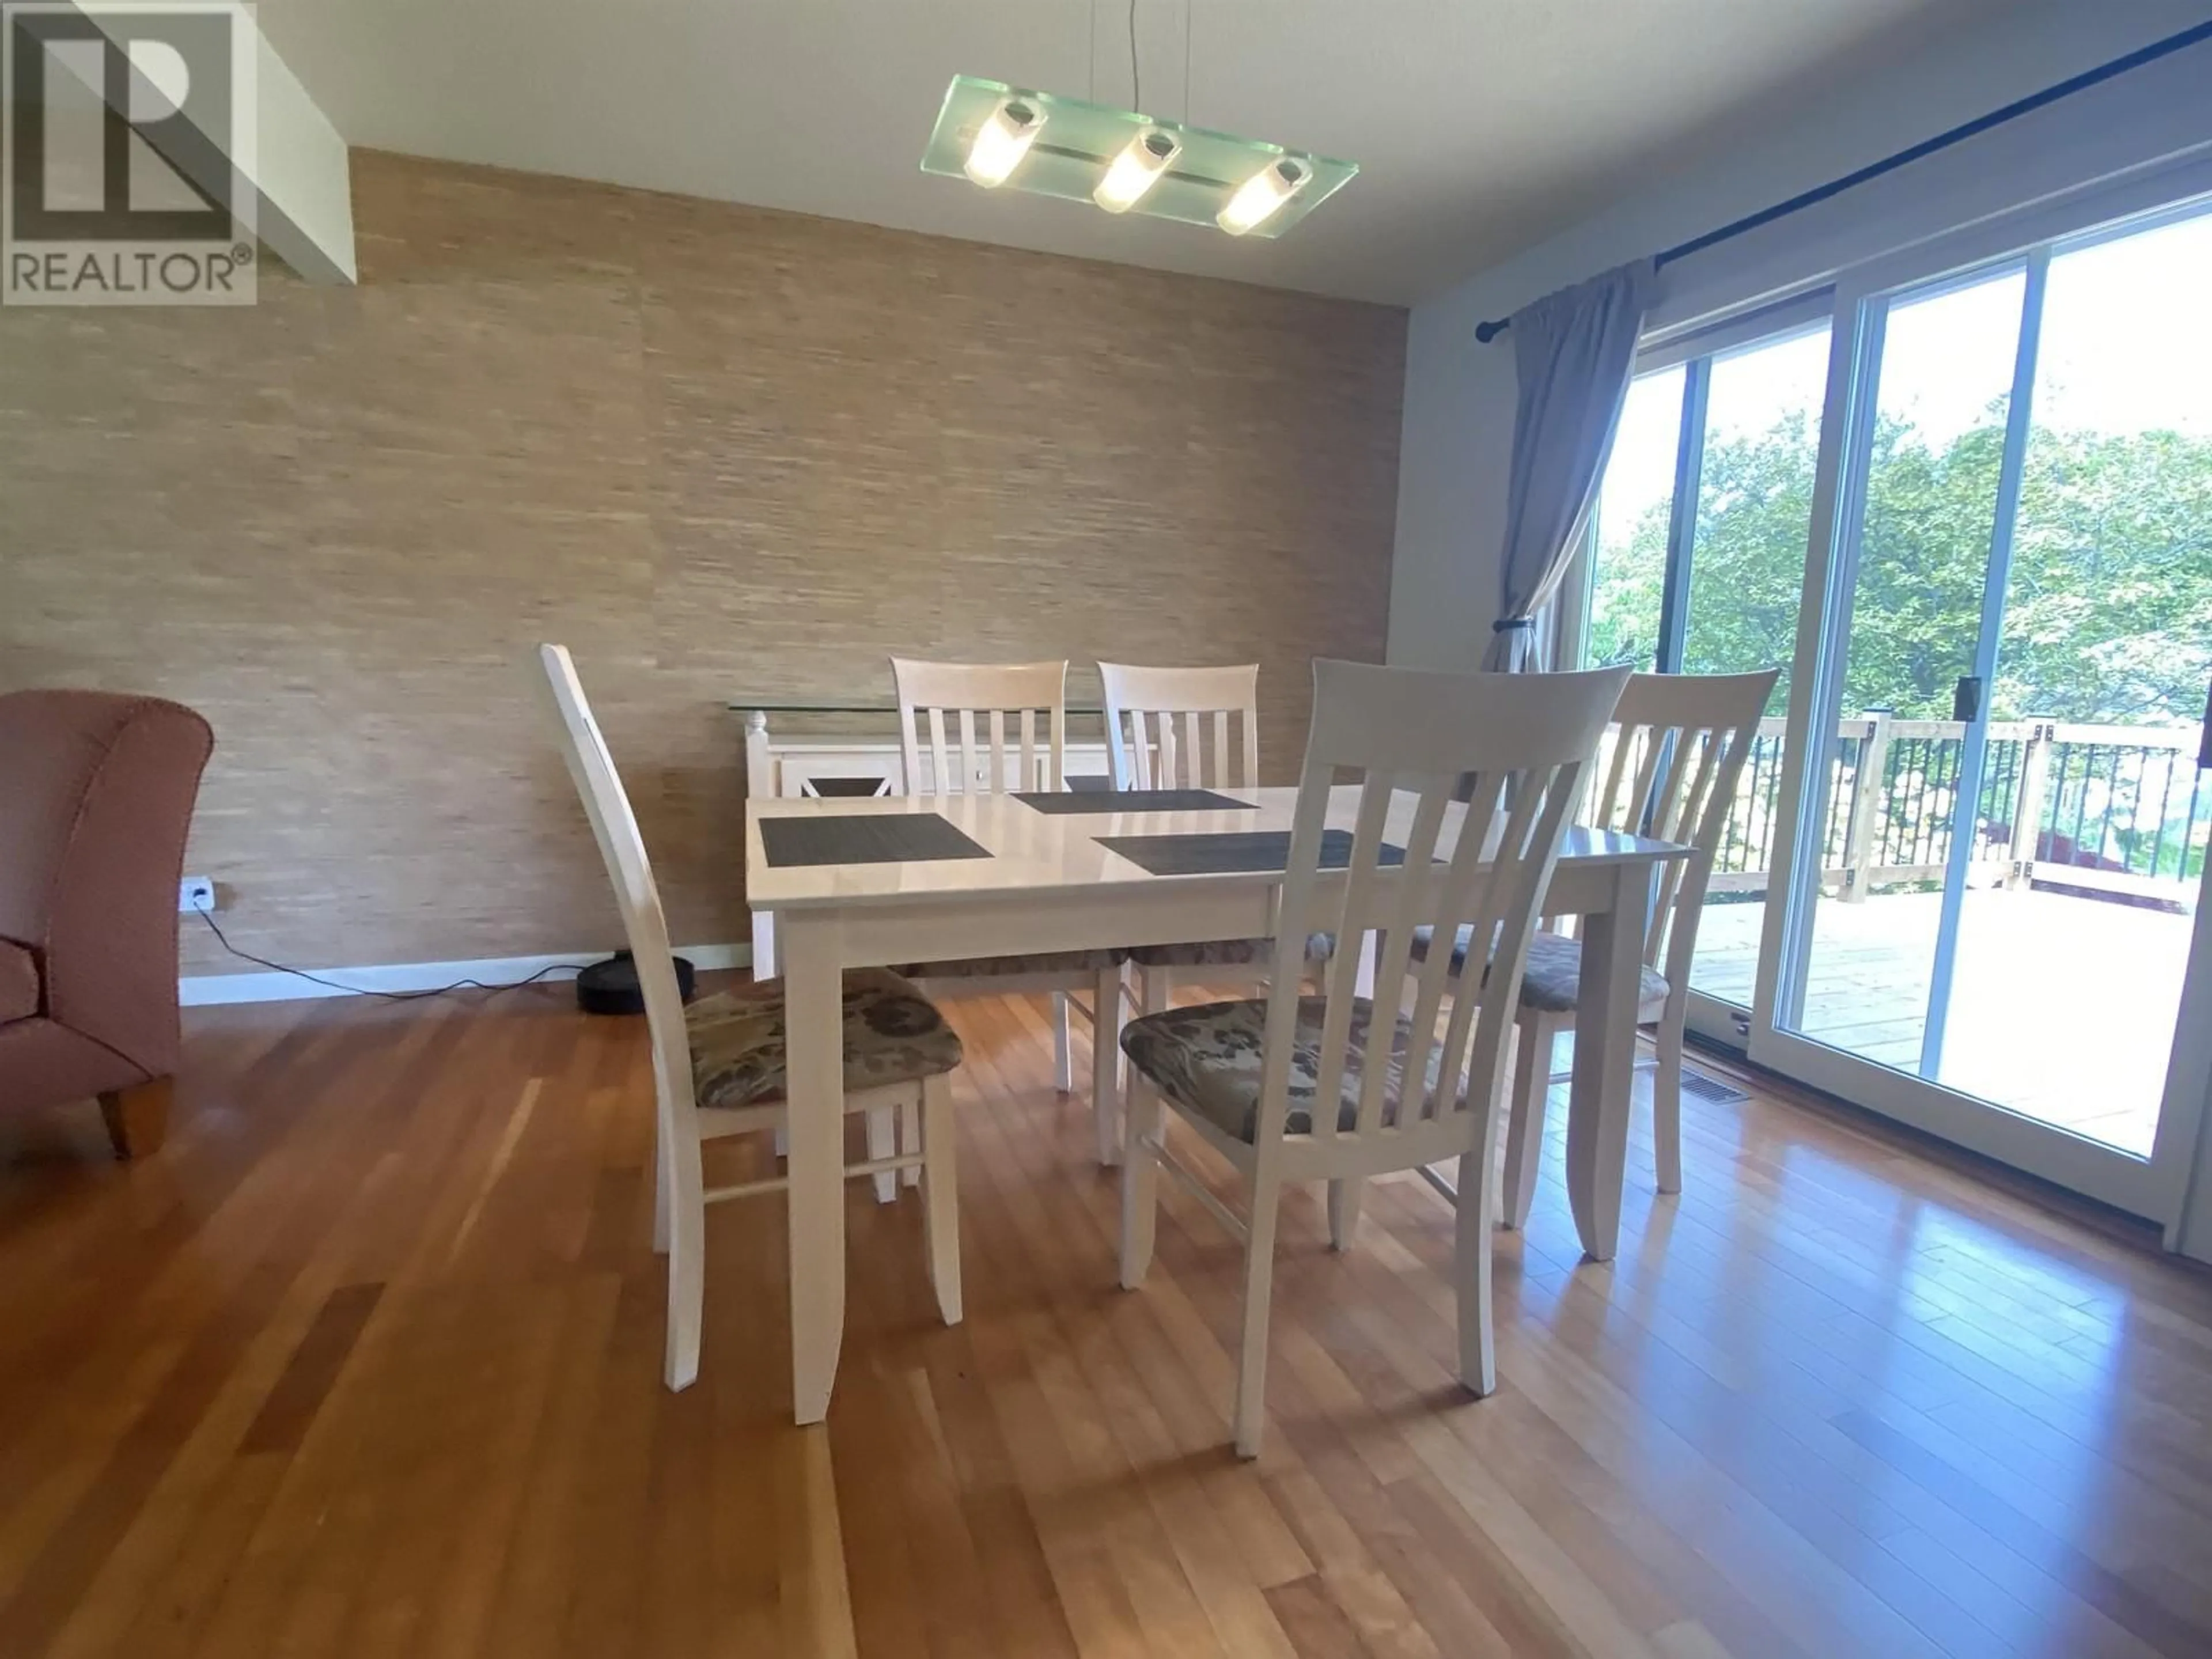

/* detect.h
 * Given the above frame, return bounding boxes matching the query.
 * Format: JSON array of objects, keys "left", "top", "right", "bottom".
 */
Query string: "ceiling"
[{"left": 256, "top": 0, "right": 2009, "bottom": 306}]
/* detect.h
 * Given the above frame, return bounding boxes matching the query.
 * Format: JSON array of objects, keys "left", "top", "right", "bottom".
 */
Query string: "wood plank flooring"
[{"left": 5, "top": 980, "right": 2212, "bottom": 1657}]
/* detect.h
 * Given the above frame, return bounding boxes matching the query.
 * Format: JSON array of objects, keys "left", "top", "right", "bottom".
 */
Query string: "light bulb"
[
  {"left": 964, "top": 97, "right": 1043, "bottom": 188},
  {"left": 1217, "top": 158, "right": 1309, "bottom": 236},
  {"left": 1093, "top": 128, "right": 1180, "bottom": 213}
]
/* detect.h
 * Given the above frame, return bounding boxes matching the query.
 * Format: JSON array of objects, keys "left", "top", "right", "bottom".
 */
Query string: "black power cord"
[
  {"left": 1129, "top": 0, "right": 1141, "bottom": 108},
  {"left": 196, "top": 911, "right": 590, "bottom": 1002}
]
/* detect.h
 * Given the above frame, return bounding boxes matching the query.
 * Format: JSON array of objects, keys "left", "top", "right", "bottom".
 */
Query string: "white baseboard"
[{"left": 180, "top": 942, "right": 752, "bottom": 1007}]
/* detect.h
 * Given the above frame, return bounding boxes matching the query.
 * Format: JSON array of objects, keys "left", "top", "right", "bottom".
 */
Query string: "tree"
[{"left": 1589, "top": 410, "right": 2212, "bottom": 728}]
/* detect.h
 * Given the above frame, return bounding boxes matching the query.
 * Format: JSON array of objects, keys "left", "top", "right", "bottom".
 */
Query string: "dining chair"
[
  {"left": 1411, "top": 667, "right": 1779, "bottom": 1228},
  {"left": 1118, "top": 658, "right": 1632, "bottom": 1457},
  {"left": 889, "top": 657, "right": 1130, "bottom": 1168},
  {"left": 535, "top": 644, "right": 966, "bottom": 1392},
  {"left": 1100, "top": 661, "right": 1328, "bottom": 1149}
]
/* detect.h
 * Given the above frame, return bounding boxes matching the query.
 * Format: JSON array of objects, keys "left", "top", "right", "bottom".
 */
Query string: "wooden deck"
[
  {"left": 1691, "top": 888, "right": 2195, "bottom": 1156},
  {"left": 6, "top": 983, "right": 2212, "bottom": 1656}
]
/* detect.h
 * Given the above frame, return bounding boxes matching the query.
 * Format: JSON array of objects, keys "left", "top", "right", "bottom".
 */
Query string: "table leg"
[
  {"left": 1564, "top": 863, "right": 1646, "bottom": 1262},
  {"left": 781, "top": 916, "right": 846, "bottom": 1425},
  {"left": 745, "top": 710, "right": 780, "bottom": 980}
]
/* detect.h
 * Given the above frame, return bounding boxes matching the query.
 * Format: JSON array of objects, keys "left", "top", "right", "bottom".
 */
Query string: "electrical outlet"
[{"left": 179, "top": 876, "right": 215, "bottom": 914}]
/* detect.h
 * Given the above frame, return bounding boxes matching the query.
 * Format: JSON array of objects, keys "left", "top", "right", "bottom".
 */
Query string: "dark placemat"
[
  {"left": 760, "top": 813, "right": 991, "bottom": 868},
  {"left": 1095, "top": 828, "right": 1403, "bottom": 877},
  {"left": 1016, "top": 789, "right": 1256, "bottom": 815}
]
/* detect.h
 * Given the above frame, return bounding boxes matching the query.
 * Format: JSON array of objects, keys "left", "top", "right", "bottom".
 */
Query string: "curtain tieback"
[{"left": 1491, "top": 618, "right": 1535, "bottom": 633}]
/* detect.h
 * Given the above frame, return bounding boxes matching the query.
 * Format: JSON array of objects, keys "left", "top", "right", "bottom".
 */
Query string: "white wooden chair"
[
  {"left": 1100, "top": 661, "right": 1325, "bottom": 1143},
  {"left": 1117, "top": 658, "right": 1631, "bottom": 1457},
  {"left": 889, "top": 657, "right": 1130, "bottom": 1168},
  {"left": 534, "top": 644, "right": 965, "bottom": 1392},
  {"left": 1414, "top": 667, "right": 1779, "bottom": 1228}
]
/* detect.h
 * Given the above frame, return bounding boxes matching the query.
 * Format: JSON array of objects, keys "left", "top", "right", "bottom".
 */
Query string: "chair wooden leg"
[
  {"left": 866, "top": 1105, "right": 899, "bottom": 1204},
  {"left": 664, "top": 1126, "right": 708, "bottom": 1392},
  {"left": 1092, "top": 965, "right": 1127, "bottom": 1167},
  {"left": 1654, "top": 1010, "right": 1685, "bottom": 1196},
  {"left": 97, "top": 1077, "right": 171, "bottom": 1160},
  {"left": 1456, "top": 1104, "right": 1503, "bottom": 1397},
  {"left": 1326, "top": 1179, "right": 1363, "bottom": 1251},
  {"left": 652, "top": 1126, "right": 673, "bottom": 1255},
  {"left": 1118, "top": 1077, "right": 1163, "bottom": 1290},
  {"left": 1052, "top": 992, "right": 1074, "bottom": 1094},
  {"left": 1233, "top": 1176, "right": 1283, "bottom": 1460},
  {"left": 919, "top": 1077, "right": 961, "bottom": 1326},
  {"left": 900, "top": 1096, "right": 923, "bottom": 1189},
  {"left": 1500, "top": 1016, "right": 1553, "bottom": 1231}
]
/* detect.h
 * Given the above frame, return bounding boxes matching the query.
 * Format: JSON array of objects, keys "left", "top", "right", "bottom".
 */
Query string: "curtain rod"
[{"left": 1473, "top": 18, "right": 2212, "bottom": 344}]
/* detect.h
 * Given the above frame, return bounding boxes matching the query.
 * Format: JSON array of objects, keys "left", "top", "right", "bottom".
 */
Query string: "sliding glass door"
[{"left": 1754, "top": 188, "right": 2212, "bottom": 1217}]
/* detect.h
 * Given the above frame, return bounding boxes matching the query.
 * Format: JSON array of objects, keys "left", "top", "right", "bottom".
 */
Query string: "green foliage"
[{"left": 1589, "top": 410, "right": 2212, "bottom": 727}]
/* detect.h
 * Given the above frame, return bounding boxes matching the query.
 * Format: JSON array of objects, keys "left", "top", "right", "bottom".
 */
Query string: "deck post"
[
  {"left": 1840, "top": 712, "right": 1891, "bottom": 904},
  {"left": 2006, "top": 717, "right": 2056, "bottom": 890}
]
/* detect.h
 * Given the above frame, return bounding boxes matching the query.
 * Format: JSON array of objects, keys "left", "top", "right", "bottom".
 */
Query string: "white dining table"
[{"left": 745, "top": 785, "right": 1691, "bottom": 1425}]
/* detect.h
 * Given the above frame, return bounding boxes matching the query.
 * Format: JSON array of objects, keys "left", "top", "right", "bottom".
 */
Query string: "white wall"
[{"left": 1388, "top": 0, "right": 2212, "bottom": 669}]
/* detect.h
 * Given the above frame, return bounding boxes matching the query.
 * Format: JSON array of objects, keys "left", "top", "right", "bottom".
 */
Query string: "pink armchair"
[{"left": 0, "top": 691, "right": 214, "bottom": 1157}]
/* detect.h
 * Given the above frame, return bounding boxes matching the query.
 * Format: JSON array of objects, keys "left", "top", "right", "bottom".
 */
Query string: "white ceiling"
[{"left": 257, "top": 0, "right": 2009, "bottom": 306}]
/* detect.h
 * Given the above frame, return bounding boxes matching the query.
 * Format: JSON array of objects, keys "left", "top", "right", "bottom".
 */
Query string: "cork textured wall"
[{"left": 0, "top": 151, "right": 1407, "bottom": 978}]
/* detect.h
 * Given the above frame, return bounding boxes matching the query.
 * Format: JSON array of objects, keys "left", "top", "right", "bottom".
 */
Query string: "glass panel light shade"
[{"left": 923, "top": 75, "right": 1355, "bottom": 238}]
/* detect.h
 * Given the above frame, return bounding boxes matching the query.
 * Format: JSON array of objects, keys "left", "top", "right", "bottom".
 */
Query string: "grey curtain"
[{"left": 1482, "top": 259, "right": 1658, "bottom": 671}]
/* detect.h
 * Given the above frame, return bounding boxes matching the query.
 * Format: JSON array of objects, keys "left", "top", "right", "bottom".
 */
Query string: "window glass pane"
[
  {"left": 1677, "top": 324, "right": 1830, "bottom": 1006},
  {"left": 1942, "top": 208, "right": 2212, "bottom": 1150},
  {"left": 1583, "top": 366, "right": 1684, "bottom": 669},
  {"left": 1783, "top": 266, "right": 2028, "bottom": 1070}
]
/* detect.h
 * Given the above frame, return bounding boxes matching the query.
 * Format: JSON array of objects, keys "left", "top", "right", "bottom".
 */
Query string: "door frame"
[{"left": 1736, "top": 162, "right": 2212, "bottom": 1224}]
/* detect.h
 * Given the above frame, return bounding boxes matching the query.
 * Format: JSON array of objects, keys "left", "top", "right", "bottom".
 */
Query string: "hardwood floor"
[{"left": 5, "top": 981, "right": 2211, "bottom": 1657}]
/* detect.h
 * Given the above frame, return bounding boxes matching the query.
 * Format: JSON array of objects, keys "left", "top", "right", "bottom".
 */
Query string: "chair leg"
[
  {"left": 1092, "top": 965, "right": 1127, "bottom": 1167},
  {"left": 653, "top": 1124, "right": 673, "bottom": 1255},
  {"left": 919, "top": 1077, "right": 961, "bottom": 1325},
  {"left": 900, "top": 1096, "right": 923, "bottom": 1189},
  {"left": 1455, "top": 1104, "right": 1503, "bottom": 1397},
  {"left": 1326, "top": 1179, "right": 1363, "bottom": 1252},
  {"left": 1119, "top": 1075, "right": 1164, "bottom": 1290},
  {"left": 664, "top": 1126, "right": 709, "bottom": 1391},
  {"left": 1122, "top": 966, "right": 1170, "bottom": 1178},
  {"left": 1052, "top": 992, "right": 1074, "bottom": 1094},
  {"left": 1233, "top": 1176, "right": 1283, "bottom": 1459},
  {"left": 866, "top": 1105, "right": 899, "bottom": 1204},
  {"left": 1500, "top": 1016, "right": 1553, "bottom": 1231},
  {"left": 97, "top": 1077, "right": 171, "bottom": 1160},
  {"left": 1654, "top": 1009, "right": 1685, "bottom": 1196}
]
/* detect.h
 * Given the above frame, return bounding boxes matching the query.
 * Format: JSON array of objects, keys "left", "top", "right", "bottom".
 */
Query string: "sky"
[{"left": 1592, "top": 203, "right": 2212, "bottom": 560}]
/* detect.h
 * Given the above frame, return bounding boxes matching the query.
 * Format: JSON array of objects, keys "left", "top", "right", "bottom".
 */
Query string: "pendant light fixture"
[{"left": 921, "top": 5, "right": 1354, "bottom": 238}]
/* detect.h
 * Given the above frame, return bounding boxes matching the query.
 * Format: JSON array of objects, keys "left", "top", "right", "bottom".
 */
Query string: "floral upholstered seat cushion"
[
  {"left": 1127, "top": 934, "right": 1336, "bottom": 969},
  {"left": 1408, "top": 926, "right": 1669, "bottom": 1017},
  {"left": 896, "top": 948, "right": 1127, "bottom": 979},
  {"left": 1120, "top": 996, "right": 1454, "bottom": 1143},
  {"left": 686, "top": 968, "right": 963, "bottom": 1111}
]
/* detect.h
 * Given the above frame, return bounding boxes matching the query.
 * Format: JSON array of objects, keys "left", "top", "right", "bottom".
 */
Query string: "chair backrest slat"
[
  {"left": 893, "top": 658, "right": 1068, "bottom": 795},
  {"left": 1099, "top": 662, "right": 1261, "bottom": 792},
  {"left": 1255, "top": 660, "right": 1631, "bottom": 1157},
  {"left": 533, "top": 645, "right": 694, "bottom": 1130},
  {"left": 1585, "top": 670, "right": 1782, "bottom": 978}
]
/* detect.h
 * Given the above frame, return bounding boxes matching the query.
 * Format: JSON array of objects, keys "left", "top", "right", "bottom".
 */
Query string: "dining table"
[{"left": 745, "top": 784, "right": 1692, "bottom": 1425}]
